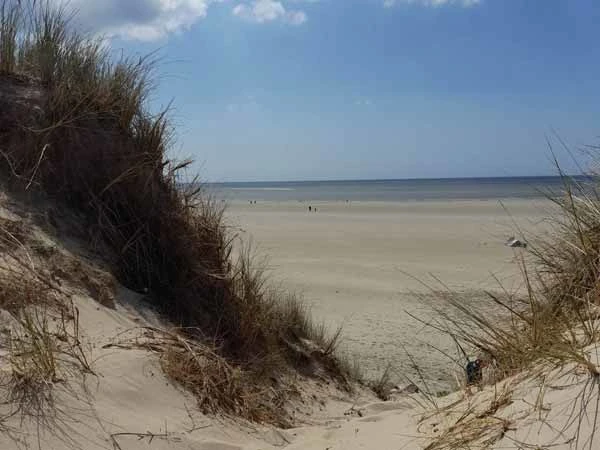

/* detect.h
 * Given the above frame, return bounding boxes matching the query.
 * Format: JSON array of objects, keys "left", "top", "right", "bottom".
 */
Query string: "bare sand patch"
[{"left": 227, "top": 199, "right": 552, "bottom": 388}]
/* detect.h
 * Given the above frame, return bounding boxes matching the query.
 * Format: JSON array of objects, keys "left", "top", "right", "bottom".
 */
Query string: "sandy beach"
[
  {"left": 227, "top": 199, "right": 552, "bottom": 387},
  {"left": 1, "top": 191, "right": 595, "bottom": 450}
]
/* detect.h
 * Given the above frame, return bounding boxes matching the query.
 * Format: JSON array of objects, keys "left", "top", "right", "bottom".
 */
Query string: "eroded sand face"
[{"left": 227, "top": 199, "right": 552, "bottom": 389}]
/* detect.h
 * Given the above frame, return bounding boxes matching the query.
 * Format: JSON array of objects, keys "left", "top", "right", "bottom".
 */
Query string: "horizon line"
[{"left": 205, "top": 174, "right": 583, "bottom": 185}]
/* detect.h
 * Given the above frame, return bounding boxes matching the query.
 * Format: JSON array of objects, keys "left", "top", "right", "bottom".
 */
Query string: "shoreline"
[{"left": 221, "top": 196, "right": 558, "bottom": 205}]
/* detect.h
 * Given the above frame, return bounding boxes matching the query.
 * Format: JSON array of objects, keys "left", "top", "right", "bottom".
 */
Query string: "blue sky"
[{"left": 65, "top": 0, "right": 600, "bottom": 181}]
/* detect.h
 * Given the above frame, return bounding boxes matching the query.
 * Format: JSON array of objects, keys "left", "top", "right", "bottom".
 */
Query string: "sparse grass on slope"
[
  {"left": 414, "top": 164, "right": 600, "bottom": 449},
  {"left": 0, "top": 0, "right": 354, "bottom": 425},
  {"left": 422, "top": 172, "right": 600, "bottom": 379}
]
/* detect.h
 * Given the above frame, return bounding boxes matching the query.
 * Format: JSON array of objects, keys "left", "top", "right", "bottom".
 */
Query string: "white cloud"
[
  {"left": 384, "top": 0, "right": 481, "bottom": 7},
  {"left": 233, "top": 1, "right": 285, "bottom": 23},
  {"left": 38, "top": 0, "right": 477, "bottom": 41},
  {"left": 233, "top": 0, "right": 307, "bottom": 25},
  {"left": 52, "top": 0, "right": 217, "bottom": 41}
]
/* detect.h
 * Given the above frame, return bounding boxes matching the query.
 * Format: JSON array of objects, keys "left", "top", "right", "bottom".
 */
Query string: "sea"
[{"left": 209, "top": 176, "right": 587, "bottom": 203}]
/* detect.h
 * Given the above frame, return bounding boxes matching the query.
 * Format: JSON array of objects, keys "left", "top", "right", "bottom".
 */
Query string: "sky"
[{"left": 61, "top": 0, "right": 600, "bottom": 181}]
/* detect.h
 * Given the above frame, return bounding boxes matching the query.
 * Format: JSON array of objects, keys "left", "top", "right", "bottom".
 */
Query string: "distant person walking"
[{"left": 308, "top": 205, "right": 312, "bottom": 212}]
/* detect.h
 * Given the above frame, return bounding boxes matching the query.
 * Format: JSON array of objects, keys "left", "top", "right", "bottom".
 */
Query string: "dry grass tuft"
[
  {"left": 0, "top": 302, "right": 95, "bottom": 449},
  {"left": 416, "top": 179, "right": 600, "bottom": 380},
  {"left": 104, "top": 326, "right": 296, "bottom": 427},
  {"left": 422, "top": 383, "right": 514, "bottom": 450},
  {"left": 370, "top": 364, "right": 394, "bottom": 400},
  {"left": 0, "top": 213, "right": 94, "bottom": 446},
  {"left": 412, "top": 156, "right": 600, "bottom": 448},
  {"left": 7, "top": 308, "right": 60, "bottom": 418},
  {"left": 0, "top": 238, "right": 93, "bottom": 420},
  {"left": 158, "top": 329, "right": 294, "bottom": 427},
  {"left": 425, "top": 415, "right": 512, "bottom": 450}
]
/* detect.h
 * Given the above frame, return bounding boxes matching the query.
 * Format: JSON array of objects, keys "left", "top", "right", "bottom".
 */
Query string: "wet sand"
[{"left": 227, "top": 199, "right": 552, "bottom": 388}]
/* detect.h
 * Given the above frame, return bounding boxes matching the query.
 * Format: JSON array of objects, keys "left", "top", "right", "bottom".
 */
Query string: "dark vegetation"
[{"left": 0, "top": 0, "right": 355, "bottom": 425}]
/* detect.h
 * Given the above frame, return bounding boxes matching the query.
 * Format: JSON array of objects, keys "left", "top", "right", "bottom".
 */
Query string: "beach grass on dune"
[
  {"left": 425, "top": 171, "right": 600, "bottom": 377},
  {"left": 0, "top": 0, "right": 355, "bottom": 425},
  {"left": 414, "top": 164, "right": 600, "bottom": 448}
]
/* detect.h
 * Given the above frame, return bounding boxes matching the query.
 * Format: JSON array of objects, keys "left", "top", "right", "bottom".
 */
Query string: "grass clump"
[
  {"left": 423, "top": 171, "right": 600, "bottom": 380},
  {"left": 7, "top": 308, "right": 60, "bottom": 419},
  {"left": 1, "top": 302, "right": 94, "bottom": 447},
  {"left": 413, "top": 165, "right": 600, "bottom": 449},
  {"left": 105, "top": 326, "right": 296, "bottom": 426},
  {"left": 0, "top": 231, "right": 92, "bottom": 442},
  {"left": 0, "top": 0, "right": 354, "bottom": 424}
]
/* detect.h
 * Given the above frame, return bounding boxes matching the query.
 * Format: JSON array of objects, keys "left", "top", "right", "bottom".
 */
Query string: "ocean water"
[{"left": 209, "top": 176, "right": 583, "bottom": 202}]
